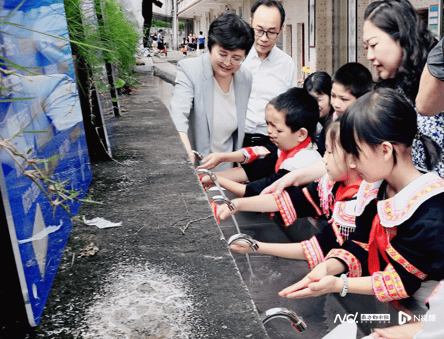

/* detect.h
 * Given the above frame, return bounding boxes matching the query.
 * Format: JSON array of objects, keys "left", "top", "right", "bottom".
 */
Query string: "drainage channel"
[
  {"left": 151, "top": 64, "right": 431, "bottom": 338},
  {"left": 207, "top": 188, "right": 367, "bottom": 339}
]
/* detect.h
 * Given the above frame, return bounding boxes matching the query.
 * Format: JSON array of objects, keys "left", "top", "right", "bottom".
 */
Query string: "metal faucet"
[
  {"left": 262, "top": 307, "right": 307, "bottom": 333},
  {"left": 196, "top": 168, "right": 229, "bottom": 199},
  {"left": 209, "top": 191, "right": 255, "bottom": 277},
  {"left": 210, "top": 194, "right": 242, "bottom": 235},
  {"left": 210, "top": 195, "right": 236, "bottom": 211},
  {"left": 196, "top": 168, "right": 218, "bottom": 185},
  {"left": 227, "top": 233, "right": 259, "bottom": 253},
  {"left": 192, "top": 150, "right": 204, "bottom": 165}
]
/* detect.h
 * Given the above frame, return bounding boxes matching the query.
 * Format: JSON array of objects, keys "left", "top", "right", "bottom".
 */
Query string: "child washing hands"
[
  {"left": 198, "top": 87, "right": 321, "bottom": 196},
  {"left": 222, "top": 121, "right": 362, "bottom": 268},
  {"left": 278, "top": 88, "right": 444, "bottom": 304}
]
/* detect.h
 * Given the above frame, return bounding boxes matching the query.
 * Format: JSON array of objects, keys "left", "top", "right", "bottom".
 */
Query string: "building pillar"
[{"left": 172, "top": 0, "right": 178, "bottom": 50}]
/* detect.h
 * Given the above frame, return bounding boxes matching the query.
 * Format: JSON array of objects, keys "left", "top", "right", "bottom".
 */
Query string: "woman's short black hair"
[
  {"left": 304, "top": 71, "right": 332, "bottom": 96},
  {"left": 364, "top": 0, "right": 436, "bottom": 101},
  {"left": 340, "top": 88, "right": 441, "bottom": 170},
  {"left": 207, "top": 13, "right": 254, "bottom": 54},
  {"left": 251, "top": 0, "right": 285, "bottom": 27}
]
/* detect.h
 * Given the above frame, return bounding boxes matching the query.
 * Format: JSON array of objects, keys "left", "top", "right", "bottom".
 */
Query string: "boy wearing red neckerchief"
[{"left": 198, "top": 87, "right": 321, "bottom": 198}]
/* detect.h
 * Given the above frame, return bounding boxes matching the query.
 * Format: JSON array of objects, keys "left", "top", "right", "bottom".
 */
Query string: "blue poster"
[{"left": 0, "top": 0, "right": 92, "bottom": 326}]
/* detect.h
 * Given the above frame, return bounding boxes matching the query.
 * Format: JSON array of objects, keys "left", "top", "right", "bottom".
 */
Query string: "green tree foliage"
[{"left": 64, "top": 0, "right": 141, "bottom": 86}]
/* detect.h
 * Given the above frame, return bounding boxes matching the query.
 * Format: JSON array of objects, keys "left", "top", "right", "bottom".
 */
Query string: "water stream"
[{"left": 207, "top": 189, "right": 368, "bottom": 339}]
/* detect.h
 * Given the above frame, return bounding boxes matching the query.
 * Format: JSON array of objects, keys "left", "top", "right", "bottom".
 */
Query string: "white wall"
[{"left": 283, "top": 0, "right": 308, "bottom": 67}]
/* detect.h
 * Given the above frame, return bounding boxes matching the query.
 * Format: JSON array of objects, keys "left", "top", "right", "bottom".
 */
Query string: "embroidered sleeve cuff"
[
  {"left": 272, "top": 191, "right": 297, "bottom": 227},
  {"left": 240, "top": 146, "right": 271, "bottom": 164},
  {"left": 301, "top": 236, "right": 324, "bottom": 270},
  {"left": 325, "top": 248, "right": 362, "bottom": 277},
  {"left": 372, "top": 264, "right": 409, "bottom": 302},
  {"left": 302, "top": 186, "right": 323, "bottom": 216},
  {"left": 426, "top": 281, "right": 443, "bottom": 306},
  {"left": 386, "top": 244, "right": 427, "bottom": 280}
]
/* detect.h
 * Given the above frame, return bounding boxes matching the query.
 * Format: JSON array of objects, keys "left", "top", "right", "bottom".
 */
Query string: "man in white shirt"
[{"left": 243, "top": 0, "right": 298, "bottom": 148}]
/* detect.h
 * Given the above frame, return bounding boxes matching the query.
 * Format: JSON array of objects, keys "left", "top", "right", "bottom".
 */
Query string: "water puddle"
[{"left": 79, "top": 263, "right": 193, "bottom": 338}]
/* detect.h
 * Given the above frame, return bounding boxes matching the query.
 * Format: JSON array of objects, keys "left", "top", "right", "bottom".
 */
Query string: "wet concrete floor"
[{"left": 0, "top": 70, "right": 269, "bottom": 339}]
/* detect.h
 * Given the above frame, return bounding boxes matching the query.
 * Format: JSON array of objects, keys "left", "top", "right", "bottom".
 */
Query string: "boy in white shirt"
[{"left": 198, "top": 87, "right": 321, "bottom": 197}]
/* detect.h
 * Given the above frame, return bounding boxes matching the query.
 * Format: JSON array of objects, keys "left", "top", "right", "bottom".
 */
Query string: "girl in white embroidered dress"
[
  {"left": 223, "top": 122, "right": 361, "bottom": 269},
  {"left": 279, "top": 88, "right": 444, "bottom": 303}
]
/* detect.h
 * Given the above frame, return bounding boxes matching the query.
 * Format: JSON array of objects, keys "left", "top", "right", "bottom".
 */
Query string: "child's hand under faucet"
[
  {"left": 199, "top": 174, "right": 215, "bottom": 191},
  {"left": 214, "top": 201, "right": 237, "bottom": 221},
  {"left": 279, "top": 264, "right": 327, "bottom": 298},
  {"left": 230, "top": 240, "right": 257, "bottom": 254}
]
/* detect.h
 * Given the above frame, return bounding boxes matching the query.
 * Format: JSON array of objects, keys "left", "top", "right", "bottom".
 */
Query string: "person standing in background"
[
  {"left": 242, "top": 0, "right": 298, "bottom": 149},
  {"left": 198, "top": 31, "right": 205, "bottom": 51},
  {"left": 141, "top": 0, "right": 163, "bottom": 48},
  {"left": 239, "top": 0, "right": 298, "bottom": 180},
  {"left": 157, "top": 29, "right": 164, "bottom": 51}
]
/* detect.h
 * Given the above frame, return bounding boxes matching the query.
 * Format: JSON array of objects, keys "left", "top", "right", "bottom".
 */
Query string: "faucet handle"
[
  {"left": 192, "top": 150, "right": 204, "bottom": 161},
  {"left": 210, "top": 195, "right": 235, "bottom": 211},
  {"left": 262, "top": 307, "right": 307, "bottom": 333},
  {"left": 227, "top": 233, "right": 259, "bottom": 253},
  {"left": 196, "top": 168, "right": 218, "bottom": 183}
]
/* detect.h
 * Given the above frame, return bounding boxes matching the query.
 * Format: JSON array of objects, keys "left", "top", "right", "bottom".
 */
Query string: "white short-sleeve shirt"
[{"left": 242, "top": 46, "right": 298, "bottom": 136}]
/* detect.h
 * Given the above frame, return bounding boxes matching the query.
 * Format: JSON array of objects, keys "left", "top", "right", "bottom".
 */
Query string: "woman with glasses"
[{"left": 169, "top": 13, "right": 254, "bottom": 171}]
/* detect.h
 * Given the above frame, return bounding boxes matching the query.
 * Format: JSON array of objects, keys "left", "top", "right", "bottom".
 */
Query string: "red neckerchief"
[
  {"left": 334, "top": 180, "right": 362, "bottom": 203},
  {"left": 275, "top": 137, "right": 312, "bottom": 173},
  {"left": 368, "top": 212, "right": 391, "bottom": 274}
]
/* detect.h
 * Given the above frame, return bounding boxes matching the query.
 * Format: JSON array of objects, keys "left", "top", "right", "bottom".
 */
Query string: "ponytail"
[{"left": 416, "top": 132, "right": 442, "bottom": 171}]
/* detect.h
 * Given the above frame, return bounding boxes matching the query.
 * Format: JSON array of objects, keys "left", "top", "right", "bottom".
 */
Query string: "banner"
[{"left": 0, "top": 0, "right": 92, "bottom": 326}]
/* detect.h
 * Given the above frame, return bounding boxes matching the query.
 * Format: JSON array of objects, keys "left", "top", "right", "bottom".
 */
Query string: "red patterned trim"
[
  {"left": 386, "top": 244, "right": 427, "bottom": 280},
  {"left": 325, "top": 248, "right": 362, "bottom": 277},
  {"left": 352, "top": 240, "right": 369, "bottom": 251},
  {"left": 302, "top": 187, "right": 323, "bottom": 216},
  {"left": 426, "top": 281, "right": 443, "bottom": 305},
  {"left": 387, "top": 264, "right": 409, "bottom": 299},
  {"left": 301, "top": 236, "right": 324, "bottom": 270},
  {"left": 240, "top": 146, "right": 270, "bottom": 164},
  {"left": 330, "top": 221, "right": 344, "bottom": 245},
  {"left": 272, "top": 191, "right": 297, "bottom": 227},
  {"left": 372, "top": 272, "right": 392, "bottom": 302},
  {"left": 355, "top": 181, "right": 380, "bottom": 216},
  {"left": 329, "top": 200, "right": 357, "bottom": 244},
  {"left": 332, "top": 201, "right": 356, "bottom": 227},
  {"left": 378, "top": 177, "right": 444, "bottom": 227},
  {"left": 372, "top": 264, "right": 408, "bottom": 302},
  {"left": 317, "top": 174, "right": 335, "bottom": 217}
]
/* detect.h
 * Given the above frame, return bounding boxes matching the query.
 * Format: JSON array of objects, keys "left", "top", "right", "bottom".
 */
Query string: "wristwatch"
[{"left": 340, "top": 273, "right": 348, "bottom": 297}]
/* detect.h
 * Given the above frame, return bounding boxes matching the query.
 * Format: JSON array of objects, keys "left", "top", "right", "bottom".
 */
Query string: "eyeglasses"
[
  {"left": 253, "top": 28, "right": 279, "bottom": 40},
  {"left": 215, "top": 52, "right": 244, "bottom": 66}
]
